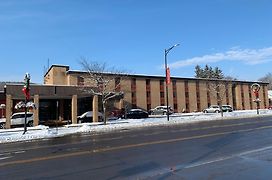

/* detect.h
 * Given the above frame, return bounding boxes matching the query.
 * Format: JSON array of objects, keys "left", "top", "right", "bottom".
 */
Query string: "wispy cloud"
[{"left": 168, "top": 47, "right": 272, "bottom": 69}]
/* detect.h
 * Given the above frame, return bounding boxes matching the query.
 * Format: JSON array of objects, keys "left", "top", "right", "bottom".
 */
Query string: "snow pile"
[{"left": 1, "top": 110, "right": 272, "bottom": 144}]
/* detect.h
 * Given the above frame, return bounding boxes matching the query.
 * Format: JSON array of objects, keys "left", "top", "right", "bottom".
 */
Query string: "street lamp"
[
  {"left": 165, "top": 44, "right": 179, "bottom": 121},
  {"left": 23, "top": 73, "right": 31, "bottom": 134}
]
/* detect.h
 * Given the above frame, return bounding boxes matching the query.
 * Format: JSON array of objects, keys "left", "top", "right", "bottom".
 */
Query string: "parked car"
[
  {"left": 203, "top": 105, "right": 221, "bottom": 113},
  {"left": 77, "top": 111, "right": 103, "bottom": 123},
  {"left": 110, "top": 109, "right": 125, "bottom": 119},
  {"left": 149, "top": 106, "right": 174, "bottom": 115},
  {"left": 126, "top": 109, "right": 148, "bottom": 119},
  {"left": 0, "top": 112, "right": 34, "bottom": 129},
  {"left": 221, "top": 105, "right": 233, "bottom": 112}
]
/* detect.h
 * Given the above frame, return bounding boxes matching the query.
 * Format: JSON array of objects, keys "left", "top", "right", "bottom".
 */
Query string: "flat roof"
[{"left": 46, "top": 64, "right": 269, "bottom": 85}]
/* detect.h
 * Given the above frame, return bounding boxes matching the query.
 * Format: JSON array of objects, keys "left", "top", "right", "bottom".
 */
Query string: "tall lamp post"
[
  {"left": 165, "top": 44, "right": 179, "bottom": 121},
  {"left": 22, "top": 73, "right": 31, "bottom": 134}
]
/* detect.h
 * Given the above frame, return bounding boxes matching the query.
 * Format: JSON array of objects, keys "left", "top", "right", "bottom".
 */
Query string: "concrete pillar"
[
  {"left": 92, "top": 95, "right": 98, "bottom": 122},
  {"left": 5, "top": 95, "right": 12, "bottom": 129},
  {"left": 119, "top": 99, "right": 124, "bottom": 110},
  {"left": 34, "top": 95, "right": 39, "bottom": 126},
  {"left": 71, "top": 95, "right": 77, "bottom": 124}
]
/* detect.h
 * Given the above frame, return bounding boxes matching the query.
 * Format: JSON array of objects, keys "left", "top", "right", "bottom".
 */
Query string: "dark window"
[
  {"left": 160, "top": 92, "right": 164, "bottom": 97},
  {"left": 77, "top": 76, "right": 84, "bottom": 86},
  {"left": 241, "top": 84, "right": 245, "bottom": 110},
  {"left": 174, "top": 103, "right": 178, "bottom": 111},
  {"left": 185, "top": 81, "right": 190, "bottom": 112},
  {"left": 196, "top": 81, "right": 201, "bottom": 112}
]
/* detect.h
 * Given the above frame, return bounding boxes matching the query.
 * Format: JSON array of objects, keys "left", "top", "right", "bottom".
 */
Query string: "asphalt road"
[{"left": 1, "top": 115, "right": 272, "bottom": 180}]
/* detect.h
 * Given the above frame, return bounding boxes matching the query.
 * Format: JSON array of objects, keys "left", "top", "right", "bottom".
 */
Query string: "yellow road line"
[
  {"left": 1, "top": 124, "right": 272, "bottom": 167},
  {"left": 4, "top": 118, "right": 271, "bottom": 154}
]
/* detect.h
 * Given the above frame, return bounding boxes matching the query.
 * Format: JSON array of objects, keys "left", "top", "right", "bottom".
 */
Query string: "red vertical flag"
[{"left": 166, "top": 67, "right": 171, "bottom": 85}]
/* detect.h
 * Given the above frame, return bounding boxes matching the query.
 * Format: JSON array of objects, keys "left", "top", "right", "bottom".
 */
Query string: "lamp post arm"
[{"left": 165, "top": 43, "right": 180, "bottom": 55}]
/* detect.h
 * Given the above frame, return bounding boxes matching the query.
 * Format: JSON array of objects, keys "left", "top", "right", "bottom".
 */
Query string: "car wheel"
[
  {"left": 204, "top": 110, "right": 208, "bottom": 113},
  {"left": 0, "top": 123, "right": 5, "bottom": 129},
  {"left": 28, "top": 121, "right": 34, "bottom": 127},
  {"left": 215, "top": 110, "right": 220, "bottom": 113}
]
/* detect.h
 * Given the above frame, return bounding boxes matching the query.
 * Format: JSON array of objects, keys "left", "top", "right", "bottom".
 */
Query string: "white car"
[
  {"left": 77, "top": 111, "right": 103, "bottom": 123},
  {"left": 149, "top": 106, "right": 174, "bottom": 115},
  {"left": 203, "top": 105, "right": 221, "bottom": 113},
  {"left": 0, "top": 112, "right": 34, "bottom": 129}
]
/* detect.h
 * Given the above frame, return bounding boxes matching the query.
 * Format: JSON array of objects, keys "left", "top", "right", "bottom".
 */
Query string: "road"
[{"left": 1, "top": 115, "right": 272, "bottom": 179}]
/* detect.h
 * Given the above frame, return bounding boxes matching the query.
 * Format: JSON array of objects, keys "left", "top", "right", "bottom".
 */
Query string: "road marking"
[
  {"left": 0, "top": 151, "right": 25, "bottom": 156},
  {"left": 2, "top": 118, "right": 271, "bottom": 155},
  {"left": 138, "top": 145, "right": 272, "bottom": 179},
  {"left": 0, "top": 156, "right": 12, "bottom": 160},
  {"left": 1, "top": 124, "right": 272, "bottom": 167},
  {"left": 168, "top": 145, "right": 272, "bottom": 174}
]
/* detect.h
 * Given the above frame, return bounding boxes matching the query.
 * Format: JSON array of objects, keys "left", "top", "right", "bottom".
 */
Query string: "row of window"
[{"left": 77, "top": 77, "right": 267, "bottom": 112}]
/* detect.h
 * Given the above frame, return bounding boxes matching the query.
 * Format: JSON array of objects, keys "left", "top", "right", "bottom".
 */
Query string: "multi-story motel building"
[{"left": 0, "top": 64, "right": 269, "bottom": 128}]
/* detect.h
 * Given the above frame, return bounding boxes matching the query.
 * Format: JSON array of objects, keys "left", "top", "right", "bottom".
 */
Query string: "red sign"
[
  {"left": 166, "top": 67, "right": 171, "bottom": 85},
  {"left": 22, "top": 87, "right": 30, "bottom": 100}
]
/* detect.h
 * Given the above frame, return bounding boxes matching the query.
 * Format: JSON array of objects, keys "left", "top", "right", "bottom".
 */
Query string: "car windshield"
[
  {"left": 211, "top": 106, "right": 219, "bottom": 108},
  {"left": 79, "top": 111, "right": 102, "bottom": 118}
]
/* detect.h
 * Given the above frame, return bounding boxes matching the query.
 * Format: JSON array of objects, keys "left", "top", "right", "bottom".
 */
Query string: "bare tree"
[
  {"left": 79, "top": 58, "right": 128, "bottom": 124},
  {"left": 258, "top": 73, "right": 272, "bottom": 90},
  {"left": 207, "top": 79, "right": 231, "bottom": 117}
]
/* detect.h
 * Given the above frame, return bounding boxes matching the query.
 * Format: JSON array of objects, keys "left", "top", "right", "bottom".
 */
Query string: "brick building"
[
  {"left": 0, "top": 64, "right": 269, "bottom": 128},
  {"left": 44, "top": 65, "right": 269, "bottom": 113}
]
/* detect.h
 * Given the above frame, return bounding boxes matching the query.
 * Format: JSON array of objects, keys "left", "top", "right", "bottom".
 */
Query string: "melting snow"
[{"left": 0, "top": 109, "right": 271, "bottom": 144}]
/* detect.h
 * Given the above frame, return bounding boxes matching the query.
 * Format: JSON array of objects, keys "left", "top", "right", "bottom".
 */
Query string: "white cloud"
[{"left": 168, "top": 47, "right": 272, "bottom": 69}]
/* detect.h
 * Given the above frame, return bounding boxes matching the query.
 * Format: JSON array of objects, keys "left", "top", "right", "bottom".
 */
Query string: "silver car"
[
  {"left": 149, "top": 106, "right": 174, "bottom": 115},
  {"left": 203, "top": 105, "right": 221, "bottom": 113}
]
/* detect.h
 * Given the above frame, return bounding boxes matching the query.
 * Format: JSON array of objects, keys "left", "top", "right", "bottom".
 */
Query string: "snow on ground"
[{"left": 1, "top": 109, "right": 272, "bottom": 144}]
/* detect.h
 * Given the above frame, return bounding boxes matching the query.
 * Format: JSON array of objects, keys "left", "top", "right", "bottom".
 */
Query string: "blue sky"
[{"left": 1, "top": 0, "right": 272, "bottom": 83}]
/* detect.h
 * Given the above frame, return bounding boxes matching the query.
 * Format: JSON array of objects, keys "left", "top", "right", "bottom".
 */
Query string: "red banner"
[{"left": 166, "top": 67, "right": 171, "bottom": 85}]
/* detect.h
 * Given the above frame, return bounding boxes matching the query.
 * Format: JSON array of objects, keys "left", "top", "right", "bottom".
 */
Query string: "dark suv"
[{"left": 221, "top": 105, "right": 233, "bottom": 112}]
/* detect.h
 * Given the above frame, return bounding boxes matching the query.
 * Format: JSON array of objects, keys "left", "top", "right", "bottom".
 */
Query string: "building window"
[
  {"left": 206, "top": 82, "right": 211, "bottom": 108},
  {"left": 173, "top": 92, "right": 177, "bottom": 98},
  {"left": 147, "top": 104, "right": 151, "bottom": 111},
  {"left": 172, "top": 80, "right": 178, "bottom": 112},
  {"left": 196, "top": 81, "right": 201, "bottom": 112},
  {"left": 174, "top": 103, "right": 178, "bottom": 111},
  {"left": 185, "top": 81, "right": 190, "bottom": 112},
  {"left": 248, "top": 84, "right": 253, "bottom": 109},
  {"left": 226, "top": 83, "right": 230, "bottom": 105},
  {"left": 263, "top": 86, "right": 267, "bottom": 108},
  {"left": 146, "top": 79, "right": 150, "bottom": 86},
  {"left": 131, "top": 78, "right": 136, "bottom": 91},
  {"left": 131, "top": 78, "right": 137, "bottom": 108},
  {"left": 241, "top": 84, "right": 245, "bottom": 110},
  {"left": 160, "top": 80, "right": 165, "bottom": 106},
  {"left": 232, "top": 84, "right": 237, "bottom": 110},
  {"left": 77, "top": 76, "right": 84, "bottom": 86},
  {"left": 146, "top": 79, "right": 151, "bottom": 111}
]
